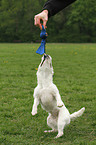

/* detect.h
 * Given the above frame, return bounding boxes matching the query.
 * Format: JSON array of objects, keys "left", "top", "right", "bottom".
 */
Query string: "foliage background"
[{"left": 0, "top": 0, "right": 96, "bottom": 43}]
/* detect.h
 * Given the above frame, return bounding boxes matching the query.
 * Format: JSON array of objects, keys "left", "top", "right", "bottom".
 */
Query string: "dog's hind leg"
[
  {"left": 44, "top": 114, "right": 57, "bottom": 133},
  {"left": 55, "top": 107, "right": 70, "bottom": 138}
]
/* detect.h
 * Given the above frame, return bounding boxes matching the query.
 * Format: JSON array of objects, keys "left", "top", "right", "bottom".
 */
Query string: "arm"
[
  {"left": 43, "top": 0, "right": 77, "bottom": 18},
  {"left": 34, "top": 0, "right": 77, "bottom": 29}
]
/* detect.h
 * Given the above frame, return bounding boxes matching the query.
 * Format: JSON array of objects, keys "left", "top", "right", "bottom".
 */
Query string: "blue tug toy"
[{"left": 36, "top": 25, "right": 47, "bottom": 55}]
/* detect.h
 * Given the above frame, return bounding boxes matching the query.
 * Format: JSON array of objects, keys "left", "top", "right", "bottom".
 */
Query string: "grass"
[{"left": 0, "top": 43, "right": 96, "bottom": 145}]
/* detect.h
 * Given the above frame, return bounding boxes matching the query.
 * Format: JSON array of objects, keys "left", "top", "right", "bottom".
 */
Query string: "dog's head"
[
  {"left": 40, "top": 54, "right": 52, "bottom": 67},
  {"left": 38, "top": 54, "right": 54, "bottom": 73},
  {"left": 37, "top": 54, "right": 54, "bottom": 85}
]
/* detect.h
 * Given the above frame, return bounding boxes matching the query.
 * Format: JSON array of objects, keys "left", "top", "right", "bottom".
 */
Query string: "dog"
[{"left": 31, "top": 54, "right": 85, "bottom": 138}]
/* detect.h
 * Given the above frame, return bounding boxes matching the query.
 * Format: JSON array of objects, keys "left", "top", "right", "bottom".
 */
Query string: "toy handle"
[{"left": 42, "top": 25, "right": 45, "bottom": 30}]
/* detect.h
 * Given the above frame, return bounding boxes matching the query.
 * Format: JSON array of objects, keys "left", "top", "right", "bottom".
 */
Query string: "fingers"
[
  {"left": 35, "top": 17, "right": 46, "bottom": 29},
  {"left": 34, "top": 16, "right": 42, "bottom": 30},
  {"left": 35, "top": 16, "right": 42, "bottom": 30}
]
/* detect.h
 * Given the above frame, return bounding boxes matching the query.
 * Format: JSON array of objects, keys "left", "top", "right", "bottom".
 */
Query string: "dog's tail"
[{"left": 70, "top": 107, "right": 85, "bottom": 120}]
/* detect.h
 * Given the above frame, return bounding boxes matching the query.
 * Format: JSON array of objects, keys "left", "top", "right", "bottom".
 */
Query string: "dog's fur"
[{"left": 31, "top": 54, "right": 85, "bottom": 138}]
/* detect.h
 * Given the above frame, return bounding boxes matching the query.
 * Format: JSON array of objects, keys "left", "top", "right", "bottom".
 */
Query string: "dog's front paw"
[
  {"left": 31, "top": 110, "right": 37, "bottom": 116},
  {"left": 57, "top": 101, "right": 64, "bottom": 107}
]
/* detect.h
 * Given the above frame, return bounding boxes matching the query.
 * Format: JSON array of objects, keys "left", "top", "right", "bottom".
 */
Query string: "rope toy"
[{"left": 36, "top": 25, "right": 48, "bottom": 55}]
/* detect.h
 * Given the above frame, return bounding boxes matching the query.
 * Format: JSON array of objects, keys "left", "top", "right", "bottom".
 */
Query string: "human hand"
[{"left": 34, "top": 10, "right": 48, "bottom": 30}]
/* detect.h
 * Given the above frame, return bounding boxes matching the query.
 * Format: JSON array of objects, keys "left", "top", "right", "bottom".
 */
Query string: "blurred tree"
[
  {"left": 0, "top": 0, "right": 43, "bottom": 42},
  {"left": 67, "top": 0, "right": 96, "bottom": 42},
  {"left": 0, "top": 0, "right": 96, "bottom": 42}
]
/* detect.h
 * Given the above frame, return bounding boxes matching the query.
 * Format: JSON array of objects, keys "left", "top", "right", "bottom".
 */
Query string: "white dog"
[{"left": 31, "top": 54, "right": 85, "bottom": 138}]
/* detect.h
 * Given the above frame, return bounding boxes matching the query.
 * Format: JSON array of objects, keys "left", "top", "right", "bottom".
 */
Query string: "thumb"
[{"left": 43, "top": 20, "right": 47, "bottom": 29}]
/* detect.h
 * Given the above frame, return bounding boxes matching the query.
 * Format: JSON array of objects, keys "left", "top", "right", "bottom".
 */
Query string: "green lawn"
[{"left": 0, "top": 43, "right": 96, "bottom": 145}]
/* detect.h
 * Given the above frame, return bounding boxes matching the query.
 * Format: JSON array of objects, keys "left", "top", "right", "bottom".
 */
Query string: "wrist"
[{"left": 43, "top": 10, "right": 48, "bottom": 15}]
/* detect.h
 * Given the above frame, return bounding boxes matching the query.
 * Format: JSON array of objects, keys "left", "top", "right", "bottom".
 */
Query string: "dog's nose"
[{"left": 44, "top": 54, "right": 49, "bottom": 59}]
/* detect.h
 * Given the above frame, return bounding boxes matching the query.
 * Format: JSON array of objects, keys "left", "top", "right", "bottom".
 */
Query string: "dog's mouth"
[{"left": 40, "top": 54, "right": 49, "bottom": 67}]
